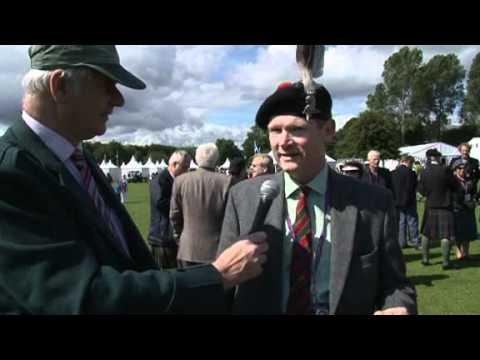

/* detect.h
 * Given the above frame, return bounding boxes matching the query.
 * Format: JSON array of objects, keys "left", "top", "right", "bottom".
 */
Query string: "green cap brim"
[{"left": 76, "top": 63, "right": 146, "bottom": 90}]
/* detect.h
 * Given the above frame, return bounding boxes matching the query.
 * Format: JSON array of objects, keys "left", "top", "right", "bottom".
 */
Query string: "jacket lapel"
[
  {"left": 60, "top": 163, "right": 135, "bottom": 263},
  {"left": 264, "top": 172, "right": 286, "bottom": 231},
  {"left": 328, "top": 170, "right": 357, "bottom": 314},
  {"left": 82, "top": 147, "right": 148, "bottom": 264},
  {"left": 238, "top": 172, "right": 286, "bottom": 313},
  {"left": 10, "top": 120, "right": 135, "bottom": 264}
]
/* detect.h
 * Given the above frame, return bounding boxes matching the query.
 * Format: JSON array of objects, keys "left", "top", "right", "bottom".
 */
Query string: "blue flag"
[{"left": 254, "top": 140, "right": 260, "bottom": 154}]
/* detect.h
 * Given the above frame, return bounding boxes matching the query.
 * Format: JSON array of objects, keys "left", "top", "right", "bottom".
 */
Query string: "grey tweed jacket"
[
  {"left": 171, "top": 168, "right": 232, "bottom": 263},
  {"left": 217, "top": 169, "right": 417, "bottom": 315}
]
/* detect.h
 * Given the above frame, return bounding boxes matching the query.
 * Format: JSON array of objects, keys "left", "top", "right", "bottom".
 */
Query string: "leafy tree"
[
  {"left": 242, "top": 125, "right": 270, "bottom": 160},
  {"left": 441, "top": 124, "right": 478, "bottom": 146},
  {"left": 404, "top": 119, "right": 427, "bottom": 146},
  {"left": 463, "top": 52, "right": 480, "bottom": 125},
  {"left": 334, "top": 111, "right": 401, "bottom": 160},
  {"left": 367, "top": 47, "right": 423, "bottom": 145},
  {"left": 215, "top": 138, "right": 244, "bottom": 165},
  {"left": 366, "top": 84, "right": 391, "bottom": 116},
  {"left": 332, "top": 117, "right": 358, "bottom": 159},
  {"left": 148, "top": 150, "right": 167, "bottom": 163},
  {"left": 150, "top": 144, "right": 179, "bottom": 163},
  {"left": 412, "top": 54, "right": 466, "bottom": 140}
]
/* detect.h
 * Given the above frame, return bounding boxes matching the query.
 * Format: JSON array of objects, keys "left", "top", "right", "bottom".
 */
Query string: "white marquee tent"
[
  {"left": 189, "top": 159, "right": 199, "bottom": 170},
  {"left": 468, "top": 137, "right": 480, "bottom": 160},
  {"left": 399, "top": 142, "right": 460, "bottom": 163},
  {"left": 121, "top": 155, "right": 144, "bottom": 178},
  {"left": 143, "top": 157, "right": 160, "bottom": 179},
  {"left": 157, "top": 159, "right": 168, "bottom": 169},
  {"left": 100, "top": 159, "right": 121, "bottom": 181},
  {"left": 219, "top": 158, "right": 231, "bottom": 169}
]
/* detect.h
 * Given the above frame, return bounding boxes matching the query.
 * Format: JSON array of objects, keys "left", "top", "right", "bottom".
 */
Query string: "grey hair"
[
  {"left": 195, "top": 143, "right": 219, "bottom": 169},
  {"left": 169, "top": 150, "right": 191, "bottom": 167},
  {"left": 22, "top": 67, "right": 93, "bottom": 96},
  {"left": 367, "top": 150, "right": 381, "bottom": 160}
]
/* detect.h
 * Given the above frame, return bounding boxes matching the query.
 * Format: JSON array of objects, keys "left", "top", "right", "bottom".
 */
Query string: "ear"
[
  {"left": 322, "top": 118, "right": 336, "bottom": 144},
  {"left": 49, "top": 69, "right": 70, "bottom": 104}
]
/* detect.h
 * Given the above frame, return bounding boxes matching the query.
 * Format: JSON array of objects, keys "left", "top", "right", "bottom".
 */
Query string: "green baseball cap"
[{"left": 28, "top": 45, "right": 146, "bottom": 90}]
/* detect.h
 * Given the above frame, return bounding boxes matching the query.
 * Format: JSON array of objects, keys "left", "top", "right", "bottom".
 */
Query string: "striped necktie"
[
  {"left": 71, "top": 149, "right": 130, "bottom": 257},
  {"left": 287, "top": 186, "right": 313, "bottom": 314}
]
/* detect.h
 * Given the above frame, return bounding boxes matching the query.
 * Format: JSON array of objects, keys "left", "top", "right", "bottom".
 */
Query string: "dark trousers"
[
  {"left": 151, "top": 245, "right": 178, "bottom": 269},
  {"left": 397, "top": 205, "right": 420, "bottom": 248}
]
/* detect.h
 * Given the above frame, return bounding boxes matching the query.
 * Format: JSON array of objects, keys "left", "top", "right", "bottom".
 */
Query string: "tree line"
[{"left": 332, "top": 47, "right": 480, "bottom": 159}]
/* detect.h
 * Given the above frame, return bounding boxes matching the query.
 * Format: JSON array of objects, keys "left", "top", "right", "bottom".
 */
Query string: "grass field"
[{"left": 125, "top": 182, "right": 480, "bottom": 315}]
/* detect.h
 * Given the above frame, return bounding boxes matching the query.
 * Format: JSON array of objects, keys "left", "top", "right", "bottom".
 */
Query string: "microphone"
[{"left": 250, "top": 179, "right": 280, "bottom": 233}]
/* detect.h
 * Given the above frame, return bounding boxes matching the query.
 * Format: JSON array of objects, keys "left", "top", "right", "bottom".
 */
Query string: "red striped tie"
[
  {"left": 71, "top": 149, "right": 130, "bottom": 257},
  {"left": 287, "top": 186, "right": 313, "bottom": 314}
]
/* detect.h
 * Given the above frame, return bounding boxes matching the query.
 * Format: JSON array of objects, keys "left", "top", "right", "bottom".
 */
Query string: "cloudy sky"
[{"left": 0, "top": 45, "right": 479, "bottom": 147}]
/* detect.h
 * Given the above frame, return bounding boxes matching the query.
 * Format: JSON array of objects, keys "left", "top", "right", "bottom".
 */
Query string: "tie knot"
[
  {"left": 71, "top": 149, "right": 86, "bottom": 170},
  {"left": 300, "top": 186, "right": 311, "bottom": 197}
]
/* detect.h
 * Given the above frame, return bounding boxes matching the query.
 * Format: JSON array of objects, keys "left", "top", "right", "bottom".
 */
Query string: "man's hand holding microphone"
[
  {"left": 212, "top": 231, "right": 268, "bottom": 290},
  {"left": 213, "top": 179, "right": 279, "bottom": 290}
]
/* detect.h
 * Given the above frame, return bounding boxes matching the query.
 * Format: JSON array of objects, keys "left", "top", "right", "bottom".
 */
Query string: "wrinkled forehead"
[{"left": 268, "top": 114, "right": 308, "bottom": 126}]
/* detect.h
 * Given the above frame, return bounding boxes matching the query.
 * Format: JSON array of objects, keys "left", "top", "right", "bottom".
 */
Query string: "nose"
[
  {"left": 278, "top": 130, "right": 293, "bottom": 147},
  {"left": 110, "top": 85, "right": 125, "bottom": 108}
]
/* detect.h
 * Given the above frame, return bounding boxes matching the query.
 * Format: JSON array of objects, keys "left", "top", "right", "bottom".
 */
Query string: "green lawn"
[{"left": 125, "top": 183, "right": 480, "bottom": 315}]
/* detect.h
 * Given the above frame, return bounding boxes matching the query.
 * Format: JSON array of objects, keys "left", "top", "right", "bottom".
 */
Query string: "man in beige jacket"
[{"left": 171, "top": 143, "right": 232, "bottom": 268}]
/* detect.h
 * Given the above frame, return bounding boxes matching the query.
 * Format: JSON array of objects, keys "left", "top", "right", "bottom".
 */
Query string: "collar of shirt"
[
  {"left": 284, "top": 164, "right": 328, "bottom": 200},
  {"left": 22, "top": 111, "right": 80, "bottom": 163}
]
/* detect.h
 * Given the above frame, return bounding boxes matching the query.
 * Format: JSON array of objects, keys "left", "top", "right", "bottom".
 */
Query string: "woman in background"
[{"left": 451, "top": 159, "right": 477, "bottom": 260}]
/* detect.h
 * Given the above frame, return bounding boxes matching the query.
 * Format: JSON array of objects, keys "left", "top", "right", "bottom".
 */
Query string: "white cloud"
[
  {"left": 94, "top": 122, "right": 251, "bottom": 148},
  {"left": 1, "top": 44, "right": 480, "bottom": 148},
  {"left": 0, "top": 45, "right": 30, "bottom": 123},
  {"left": 175, "top": 45, "right": 234, "bottom": 81},
  {"left": 322, "top": 46, "right": 387, "bottom": 98},
  {"left": 226, "top": 45, "right": 297, "bottom": 99}
]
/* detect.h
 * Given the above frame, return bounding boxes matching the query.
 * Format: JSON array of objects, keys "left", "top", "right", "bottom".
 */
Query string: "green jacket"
[{"left": 0, "top": 119, "right": 226, "bottom": 314}]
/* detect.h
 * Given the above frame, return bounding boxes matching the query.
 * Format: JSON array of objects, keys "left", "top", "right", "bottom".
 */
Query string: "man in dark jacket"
[
  {"left": 362, "top": 150, "right": 393, "bottom": 194},
  {"left": 391, "top": 155, "right": 420, "bottom": 249},
  {"left": 148, "top": 150, "right": 191, "bottom": 268},
  {"left": 228, "top": 157, "right": 247, "bottom": 186},
  {"left": 217, "top": 81, "right": 416, "bottom": 315},
  {"left": 0, "top": 45, "right": 268, "bottom": 314},
  {"left": 418, "top": 149, "right": 458, "bottom": 269}
]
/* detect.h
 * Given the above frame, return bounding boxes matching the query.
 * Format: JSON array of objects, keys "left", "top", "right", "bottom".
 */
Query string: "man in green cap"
[{"left": 0, "top": 45, "right": 268, "bottom": 314}]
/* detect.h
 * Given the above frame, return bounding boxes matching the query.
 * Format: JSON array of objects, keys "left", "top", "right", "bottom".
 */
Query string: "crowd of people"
[
  {"left": 338, "top": 144, "right": 479, "bottom": 270},
  {"left": 147, "top": 146, "right": 276, "bottom": 269},
  {"left": 0, "top": 44, "right": 420, "bottom": 314},
  {"left": 148, "top": 80, "right": 416, "bottom": 314}
]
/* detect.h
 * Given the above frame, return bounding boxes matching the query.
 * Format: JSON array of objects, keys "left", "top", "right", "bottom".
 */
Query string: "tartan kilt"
[{"left": 421, "top": 207, "right": 455, "bottom": 243}]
